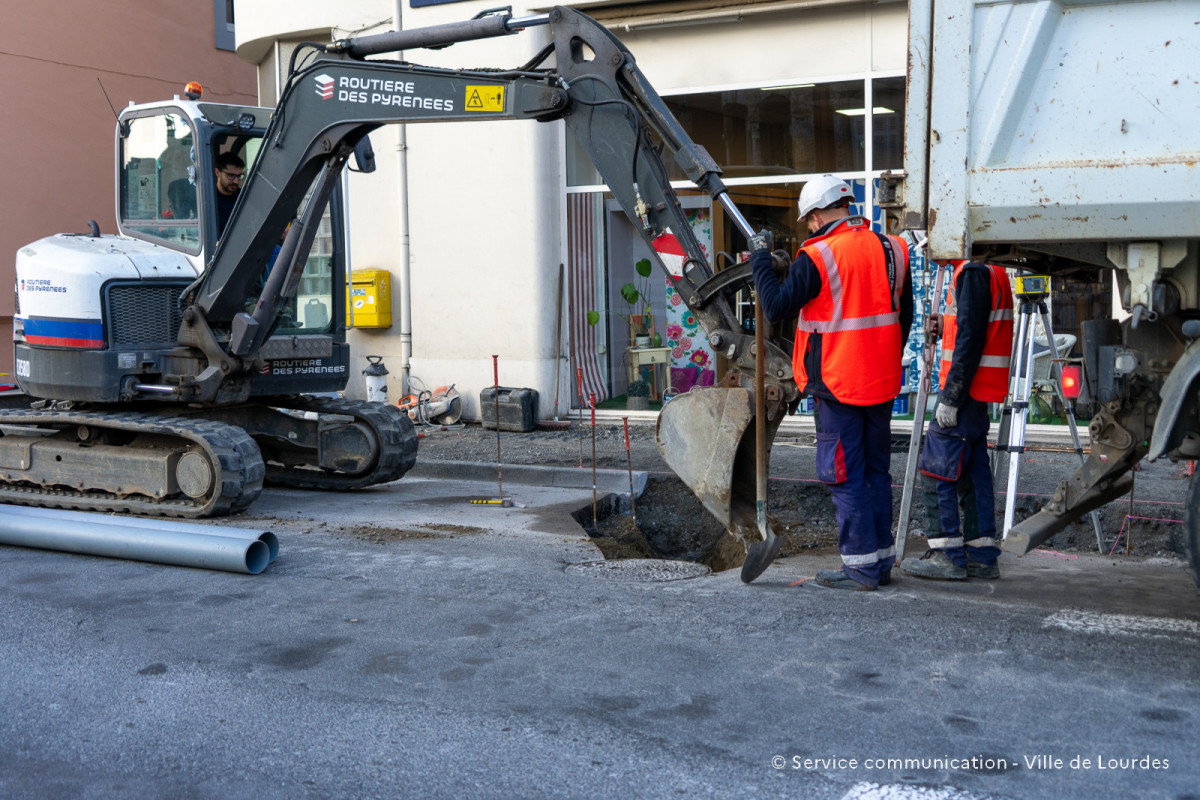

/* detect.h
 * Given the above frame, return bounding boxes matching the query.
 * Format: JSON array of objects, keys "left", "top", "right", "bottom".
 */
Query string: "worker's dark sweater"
[
  {"left": 216, "top": 190, "right": 238, "bottom": 237},
  {"left": 749, "top": 219, "right": 914, "bottom": 402},
  {"left": 937, "top": 263, "right": 993, "bottom": 409}
]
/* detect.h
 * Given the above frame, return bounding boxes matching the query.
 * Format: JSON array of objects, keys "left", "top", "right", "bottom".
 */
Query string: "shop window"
[
  {"left": 567, "top": 79, "right": 895, "bottom": 185},
  {"left": 662, "top": 82, "right": 866, "bottom": 179},
  {"left": 566, "top": 73, "right": 908, "bottom": 400},
  {"left": 872, "top": 77, "right": 905, "bottom": 170}
]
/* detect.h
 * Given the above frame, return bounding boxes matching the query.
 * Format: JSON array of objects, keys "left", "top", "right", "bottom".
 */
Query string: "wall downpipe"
[{"left": 394, "top": 0, "right": 413, "bottom": 397}]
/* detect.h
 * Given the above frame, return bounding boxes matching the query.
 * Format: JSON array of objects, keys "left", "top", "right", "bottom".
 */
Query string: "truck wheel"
[{"left": 1187, "top": 468, "right": 1200, "bottom": 590}]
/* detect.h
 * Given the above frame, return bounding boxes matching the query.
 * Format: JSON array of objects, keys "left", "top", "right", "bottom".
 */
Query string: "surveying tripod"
[{"left": 992, "top": 275, "right": 1104, "bottom": 552}]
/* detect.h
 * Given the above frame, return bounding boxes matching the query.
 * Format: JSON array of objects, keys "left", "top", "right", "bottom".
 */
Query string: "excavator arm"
[{"left": 183, "top": 6, "right": 798, "bottom": 563}]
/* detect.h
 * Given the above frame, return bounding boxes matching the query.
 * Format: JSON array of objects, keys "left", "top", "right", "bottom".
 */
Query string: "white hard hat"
[{"left": 797, "top": 174, "right": 853, "bottom": 219}]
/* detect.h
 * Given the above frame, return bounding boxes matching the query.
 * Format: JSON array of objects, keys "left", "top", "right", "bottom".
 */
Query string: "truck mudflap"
[
  {"left": 1148, "top": 338, "right": 1200, "bottom": 462},
  {"left": 655, "top": 385, "right": 786, "bottom": 563}
]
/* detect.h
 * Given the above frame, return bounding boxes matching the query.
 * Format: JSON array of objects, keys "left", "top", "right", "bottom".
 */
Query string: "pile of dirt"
[
  {"left": 591, "top": 476, "right": 841, "bottom": 572},
  {"left": 1006, "top": 494, "right": 1186, "bottom": 558},
  {"left": 333, "top": 522, "right": 487, "bottom": 545}
]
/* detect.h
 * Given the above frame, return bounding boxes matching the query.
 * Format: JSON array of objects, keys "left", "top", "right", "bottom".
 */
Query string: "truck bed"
[{"left": 903, "top": 0, "right": 1200, "bottom": 261}]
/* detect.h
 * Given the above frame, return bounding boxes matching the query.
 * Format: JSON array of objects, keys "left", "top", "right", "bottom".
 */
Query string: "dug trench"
[
  {"left": 415, "top": 422, "right": 1190, "bottom": 571},
  {"left": 573, "top": 474, "right": 1187, "bottom": 573}
]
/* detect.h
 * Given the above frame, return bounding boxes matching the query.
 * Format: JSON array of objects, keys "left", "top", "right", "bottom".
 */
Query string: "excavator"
[{"left": 4, "top": 7, "right": 798, "bottom": 567}]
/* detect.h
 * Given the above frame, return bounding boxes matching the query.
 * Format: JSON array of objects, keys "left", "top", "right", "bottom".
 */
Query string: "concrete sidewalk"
[
  {"left": 590, "top": 407, "right": 1089, "bottom": 445},
  {"left": 409, "top": 459, "right": 648, "bottom": 496}
]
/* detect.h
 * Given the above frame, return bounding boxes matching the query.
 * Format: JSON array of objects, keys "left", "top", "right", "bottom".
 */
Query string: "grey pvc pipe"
[
  {"left": 0, "top": 505, "right": 271, "bottom": 574},
  {"left": 1, "top": 504, "right": 278, "bottom": 562}
]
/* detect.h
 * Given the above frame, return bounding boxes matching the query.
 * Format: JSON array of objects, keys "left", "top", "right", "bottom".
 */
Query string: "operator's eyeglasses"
[{"left": 220, "top": 170, "right": 245, "bottom": 181}]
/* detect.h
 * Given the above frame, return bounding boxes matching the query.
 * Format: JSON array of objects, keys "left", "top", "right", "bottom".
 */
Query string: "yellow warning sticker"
[{"left": 465, "top": 85, "right": 504, "bottom": 112}]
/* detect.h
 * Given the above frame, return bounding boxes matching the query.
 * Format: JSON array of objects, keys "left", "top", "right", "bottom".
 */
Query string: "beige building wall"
[{"left": 0, "top": 1, "right": 257, "bottom": 376}]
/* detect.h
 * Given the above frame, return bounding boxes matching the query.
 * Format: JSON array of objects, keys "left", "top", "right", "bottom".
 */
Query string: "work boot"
[
  {"left": 901, "top": 550, "right": 967, "bottom": 581},
  {"left": 966, "top": 560, "right": 1000, "bottom": 579},
  {"left": 879, "top": 571, "right": 893, "bottom": 586},
  {"left": 815, "top": 569, "right": 877, "bottom": 591}
]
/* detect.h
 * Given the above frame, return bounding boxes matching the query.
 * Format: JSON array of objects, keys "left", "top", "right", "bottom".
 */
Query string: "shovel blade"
[
  {"left": 741, "top": 524, "right": 783, "bottom": 583},
  {"left": 656, "top": 387, "right": 784, "bottom": 575}
]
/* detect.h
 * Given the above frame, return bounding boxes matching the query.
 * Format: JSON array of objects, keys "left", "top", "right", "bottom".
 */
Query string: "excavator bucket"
[{"left": 656, "top": 386, "right": 785, "bottom": 561}]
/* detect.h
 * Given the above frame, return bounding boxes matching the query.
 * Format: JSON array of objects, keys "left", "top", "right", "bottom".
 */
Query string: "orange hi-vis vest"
[
  {"left": 793, "top": 216, "right": 909, "bottom": 406},
  {"left": 939, "top": 262, "right": 1014, "bottom": 403}
]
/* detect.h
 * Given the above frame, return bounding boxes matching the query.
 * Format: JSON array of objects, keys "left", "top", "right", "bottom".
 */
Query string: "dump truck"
[{"left": 882, "top": 0, "right": 1200, "bottom": 587}]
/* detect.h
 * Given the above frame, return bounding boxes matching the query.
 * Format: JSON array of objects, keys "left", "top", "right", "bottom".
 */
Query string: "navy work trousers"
[
  {"left": 923, "top": 396, "right": 1000, "bottom": 567},
  {"left": 815, "top": 396, "right": 896, "bottom": 588}
]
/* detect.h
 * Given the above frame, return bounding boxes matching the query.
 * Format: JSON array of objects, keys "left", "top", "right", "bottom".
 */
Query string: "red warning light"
[
  {"left": 184, "top": 82, "right": 203, "bottom": 100},
  {"left": 1060, "top": 364, "right": 1082, "bottom": 399}
]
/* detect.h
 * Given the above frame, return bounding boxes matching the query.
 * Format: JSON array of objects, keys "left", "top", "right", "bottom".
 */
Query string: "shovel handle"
[{"left": 754, "top": 290, "right": 768, "bottom": 534}]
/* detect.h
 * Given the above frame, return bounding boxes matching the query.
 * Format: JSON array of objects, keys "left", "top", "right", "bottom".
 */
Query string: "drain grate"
[{"left": 565, "top": 559, "right": 711, "bottom": 582}]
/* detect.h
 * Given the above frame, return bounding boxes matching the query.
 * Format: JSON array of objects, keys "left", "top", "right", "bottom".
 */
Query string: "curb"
[
  {"left": 579, "top": 408, "right": 1088, "bottom": 446},
  {"left": 408, "top": 459, "right": 648, "bottom": 496}
]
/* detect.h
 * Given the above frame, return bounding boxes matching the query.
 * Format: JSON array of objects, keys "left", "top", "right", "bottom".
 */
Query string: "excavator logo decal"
[
  {"left": 464, "top": 85, "right": 504, "bottom": 112},
  {"left": 314, "top": 75, "right": 335, "bottom": 100}
]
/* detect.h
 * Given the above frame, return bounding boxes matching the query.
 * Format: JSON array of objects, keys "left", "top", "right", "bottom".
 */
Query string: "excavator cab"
[{"left": 114, "top": 99, "right": 348, "bottom": 395}]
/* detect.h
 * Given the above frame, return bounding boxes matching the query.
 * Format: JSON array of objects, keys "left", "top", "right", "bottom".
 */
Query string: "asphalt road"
[{"left": 2, "top": 460, "right": 1198, "bottom": 800}]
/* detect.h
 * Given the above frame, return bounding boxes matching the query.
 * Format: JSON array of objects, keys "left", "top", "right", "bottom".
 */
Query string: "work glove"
[
  {"left": 926, "top": 313, "right": 941, "bottom": 339},
  {"left": 748, "top": 229, "right": 773, "bottom": 254},
  {"left": 935, "top": 402, "right": 959, "bottom": 429}
]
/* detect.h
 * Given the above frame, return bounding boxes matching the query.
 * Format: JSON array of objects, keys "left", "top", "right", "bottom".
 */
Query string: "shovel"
[
  {"left": 655, "top": 331, "right": 786, "bottom": 577},
  {"left": 740, "top": 288, "right": 781, "bottom": 583}
]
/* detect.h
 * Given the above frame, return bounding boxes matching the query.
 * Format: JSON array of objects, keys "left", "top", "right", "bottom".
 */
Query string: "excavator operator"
[
  {"left": 213, "top": 152, "right": 245, "bottom": 236},
  {"left": 749, "top": 174, "right": 913, "bottom": 591}
]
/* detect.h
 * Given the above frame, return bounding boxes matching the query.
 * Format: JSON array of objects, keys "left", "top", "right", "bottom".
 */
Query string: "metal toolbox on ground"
[{"left": 479, "top": 387, "right": 539, "bottom": 432}]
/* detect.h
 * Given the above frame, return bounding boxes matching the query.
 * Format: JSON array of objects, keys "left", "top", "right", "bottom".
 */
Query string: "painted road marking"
[
  {"left": 1042, "top": 609, "right": 1200, "bottom": 639},
  {"left": 841, "top": 782, "right": 986, "bottom": 800}
]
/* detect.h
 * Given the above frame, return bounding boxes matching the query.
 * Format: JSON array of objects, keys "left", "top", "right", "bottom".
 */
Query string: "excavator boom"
[{"left": 183, "top": 6, "right": 799, "bottom": 554}]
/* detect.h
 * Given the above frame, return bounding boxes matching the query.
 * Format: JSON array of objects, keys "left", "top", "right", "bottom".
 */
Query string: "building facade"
[
  {"left": 1, "top": 1, "right": 257, "bottom": 376},
  {"left": 235, "top": 0, "right": 911, "bottom": 417}
]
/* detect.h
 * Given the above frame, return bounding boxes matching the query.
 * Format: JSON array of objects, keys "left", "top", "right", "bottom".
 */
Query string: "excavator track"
[
  {"left": 233, "top": 396, "right": 418, "bottom": 491},
  {"left": 0, "top": 408, "right": 264, "bottom": 518}
]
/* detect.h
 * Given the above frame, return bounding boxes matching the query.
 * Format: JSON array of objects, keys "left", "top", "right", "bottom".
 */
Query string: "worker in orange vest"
[
  {"left": 904, "top": 261, "right": 1014, "bottom": 580},
  {"left": 750, "top": 175, "right": 913, "bottom": 590}
]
